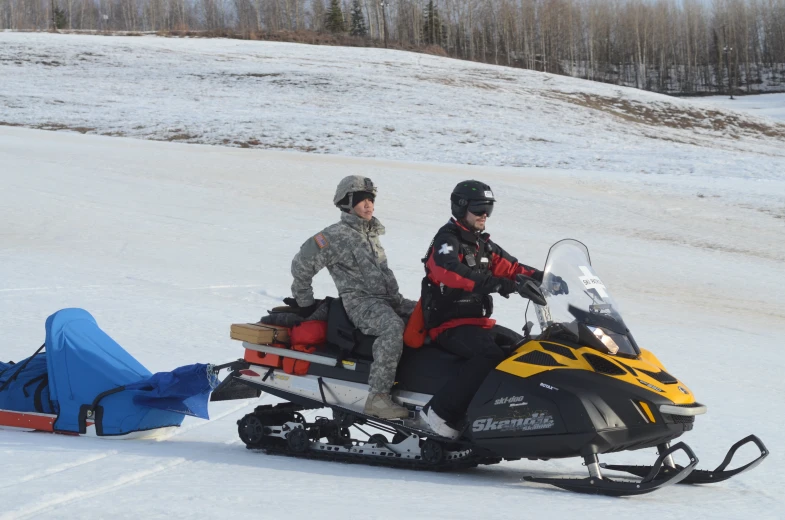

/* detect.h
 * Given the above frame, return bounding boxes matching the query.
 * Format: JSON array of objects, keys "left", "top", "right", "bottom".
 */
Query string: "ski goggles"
[{"left": 467, "top": 201, "right": 494, "bottom": 217}]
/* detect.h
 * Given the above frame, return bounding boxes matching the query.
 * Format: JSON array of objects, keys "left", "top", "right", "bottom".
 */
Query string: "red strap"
[{"left": 428, "top": 317, "right": 496, "bottom": 340}]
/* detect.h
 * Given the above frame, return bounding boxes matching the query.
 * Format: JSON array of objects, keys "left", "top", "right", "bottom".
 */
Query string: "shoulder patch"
[
  {"left": 438, "top": 243, "right": 454, "bottom": 255},
  {"left": 314, "top": 233, "right": 329, "bottom": 249}
]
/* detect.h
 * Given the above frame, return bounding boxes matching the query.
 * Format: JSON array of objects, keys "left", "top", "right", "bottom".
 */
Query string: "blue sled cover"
[
  {"left": 0, "top": 353, "right": 56, "bottom": 415},
  {"left": 41, "top": 308, "right": 217, "bottom": 435}
]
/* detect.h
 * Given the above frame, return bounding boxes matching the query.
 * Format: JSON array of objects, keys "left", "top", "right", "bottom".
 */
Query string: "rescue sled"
[
  {"left": 214, "top": 239, "right": 768, "bottom": 496},
  {"left": 1, "top": 308, "right": 216, "bottom": 438}
]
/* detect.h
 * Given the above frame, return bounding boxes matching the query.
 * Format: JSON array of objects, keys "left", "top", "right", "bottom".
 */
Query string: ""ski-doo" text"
[{"left": 494, "top": 395, "right": 527, "bottom": 406}]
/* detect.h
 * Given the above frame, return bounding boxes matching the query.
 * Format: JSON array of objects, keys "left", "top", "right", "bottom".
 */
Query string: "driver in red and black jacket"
[{"left": 420, "top": 180, "right": 563, "bottom": 439}]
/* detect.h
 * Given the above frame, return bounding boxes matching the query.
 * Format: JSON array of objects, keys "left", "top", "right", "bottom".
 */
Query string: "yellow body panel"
[
  {"left": 638, "top": 401, "right": 656, "bottom": 422},
  {"left": 496, "top": 341, "right": 695, "bottom": 405}
]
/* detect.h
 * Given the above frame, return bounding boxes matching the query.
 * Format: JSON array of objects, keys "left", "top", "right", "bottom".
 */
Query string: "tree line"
[{"left": 3, "top": 0, "right": 785, "bottom": 94}]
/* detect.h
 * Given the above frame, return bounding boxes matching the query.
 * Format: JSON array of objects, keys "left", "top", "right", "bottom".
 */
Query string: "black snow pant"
[{"left": 428, "top": 326, "right": 507, "bottom": 424}]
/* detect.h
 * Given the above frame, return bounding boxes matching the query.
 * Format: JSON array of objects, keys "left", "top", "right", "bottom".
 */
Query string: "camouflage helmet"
[{"left": 333, "top": 175, "right": 377, "bottom": 211}]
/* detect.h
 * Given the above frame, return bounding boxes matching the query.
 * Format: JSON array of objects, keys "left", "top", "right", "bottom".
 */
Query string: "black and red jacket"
[{"left": 422, "top": 218, "right": 540, "bottom": 339}]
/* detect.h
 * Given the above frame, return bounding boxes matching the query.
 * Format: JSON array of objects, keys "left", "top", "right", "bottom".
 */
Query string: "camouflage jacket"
[{"left": 291, "top": 212, "right": 415, "bottom": 317}]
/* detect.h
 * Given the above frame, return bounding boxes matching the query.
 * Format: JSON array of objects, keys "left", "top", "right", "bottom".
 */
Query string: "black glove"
[
  {"left": 514, "top": 274, "right": 548, "bottom": 306},
  {"left": 549, "top": 275, "right": 569, "bottom": 295},
  {"left": 496, "top": 278, "right": 518, "bottom": 298},
  {"left": 530, "top": 270, "right": 544, "bottom": 284},
  {"left": 283, "top": 297, "right": 319, "bottom": 318}
]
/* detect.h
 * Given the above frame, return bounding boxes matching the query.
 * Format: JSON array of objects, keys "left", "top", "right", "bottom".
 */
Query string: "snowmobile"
[{"left": 212, "top": 239, "right": 768, "bottom": 496}]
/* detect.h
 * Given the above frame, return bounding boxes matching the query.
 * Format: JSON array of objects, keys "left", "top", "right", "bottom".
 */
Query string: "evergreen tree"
[
  {"left": 422, "top": 0, "right": 443, "bottom": 46},
  {"left": 349, "top": 0, "right": 367, "bottom": 37},
  {"left": 325, "top": 0, "right": 345, "bottom": 33},
  {"left": 53, "top": 7, "right": 67, "bottom": 30}
]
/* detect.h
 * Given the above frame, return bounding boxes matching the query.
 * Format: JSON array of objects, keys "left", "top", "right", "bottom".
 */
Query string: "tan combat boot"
[{"left": 364, "top": 393, "right": 409, "bottom": 420}]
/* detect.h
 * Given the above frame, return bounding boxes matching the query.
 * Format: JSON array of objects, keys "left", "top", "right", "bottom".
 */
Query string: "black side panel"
[
  {"left": 467, "top": 369, "right": 692, "bottom": 460},
  {"left": 395, "top": 346, "right": 464, "bottom": 395},
  {"left": 467, "top": 371, "right": 571, "bottom": 443}
]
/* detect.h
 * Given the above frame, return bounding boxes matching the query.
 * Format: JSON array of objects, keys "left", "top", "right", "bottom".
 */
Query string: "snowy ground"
[
  {"left": 697, "top": 93, "right": 785, "bottom": 122},
  {"left": 1, "top": 33, "right": 784, "bottom": 519}
]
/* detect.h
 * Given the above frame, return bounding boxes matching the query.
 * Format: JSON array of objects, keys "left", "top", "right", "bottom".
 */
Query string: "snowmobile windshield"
[{"left": 533, "top": 239, "right": 639, "bottom": 358}]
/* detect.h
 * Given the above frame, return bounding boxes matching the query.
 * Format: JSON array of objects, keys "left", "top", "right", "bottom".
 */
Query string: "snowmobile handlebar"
[{"left": 516, "top": 278, "right": 547, "bottom": 306}]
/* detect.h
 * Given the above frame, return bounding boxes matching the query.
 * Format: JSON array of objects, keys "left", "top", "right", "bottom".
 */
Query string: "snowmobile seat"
[
  {"left": 394, "top": 325, "right": 525, "bottom": 395},
  {"left": 326, "top": 298, "right": 376, "bottom": 361}
]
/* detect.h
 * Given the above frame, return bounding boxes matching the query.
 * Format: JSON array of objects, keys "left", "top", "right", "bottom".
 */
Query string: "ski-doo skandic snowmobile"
[{"left": 213, "top": 239, "right": 768, "bottom": 496}]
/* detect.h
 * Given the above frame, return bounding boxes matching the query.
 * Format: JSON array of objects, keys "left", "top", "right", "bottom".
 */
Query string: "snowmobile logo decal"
[
  {"left": 637, "top": 378, "right": 664, "bottom": 393},
  {"left": 472, "top": 412, "right": 554, "bottom": 433},
  {"left": 314, "top": 233, "right": 329, "bottom": 249},
  {"left": 678, "top": 386, "right": 689, "bottom": 395},
  {"left": 439, "top": 243, "right": 454, "bottom": 255},
  {"left": 539, "top": 383, "right": 558, "bottom": 391},
  {"left": 578, "top": 266, "right": 608, "bottom": 298},
  {"left": 494, "top": 395, "right": 527, "bottom": 407}
]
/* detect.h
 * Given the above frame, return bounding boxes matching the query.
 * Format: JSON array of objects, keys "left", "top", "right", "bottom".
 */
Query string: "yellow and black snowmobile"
[{"left": 212, "top": 239, "right": 767, "bottom": 496}]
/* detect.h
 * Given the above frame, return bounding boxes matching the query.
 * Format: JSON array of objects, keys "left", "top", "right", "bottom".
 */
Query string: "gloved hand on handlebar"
[
  {"left": 283, "top": 297, "right": 320, "bottom": 318},
  {"left": 530, "top": 270, "right": 545, "bottom": 284},
  {"left": 514, "top": 274, "right": 548, "bottom": 306},
  {"left": 498, "top": 275, "right": 546, "bottom": 299},
  {"left": 496, "top": 278, "right": 518, "bottom": 298}
]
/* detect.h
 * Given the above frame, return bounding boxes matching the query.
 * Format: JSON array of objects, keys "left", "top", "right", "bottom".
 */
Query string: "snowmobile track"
[
  {"left": 245, "top": 442, "right": 498, "bottom": 472},
  {"left": 238, "top": 402, "right": 502, "bottom": 472}
]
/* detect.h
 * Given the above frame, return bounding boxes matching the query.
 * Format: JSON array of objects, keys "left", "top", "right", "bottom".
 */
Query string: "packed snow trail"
[{"left": 1, "top": 126, "right": 783, "bottom": 518}]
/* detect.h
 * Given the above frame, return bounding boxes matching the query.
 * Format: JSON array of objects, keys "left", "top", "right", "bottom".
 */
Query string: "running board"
[
  {"left": 524, "top": 442, "right": 699, "bottom": 496},
  {"left": 601, "top": 434, "right": 768, "bottom": 485}
]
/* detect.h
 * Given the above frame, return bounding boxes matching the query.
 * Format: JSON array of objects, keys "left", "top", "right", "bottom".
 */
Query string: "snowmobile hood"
[
  {"left": 498, "top": 239, "right": 698, "bottom": 406},
  {"left": 497, "top": 342, "right": 697, "bottom": 406}
]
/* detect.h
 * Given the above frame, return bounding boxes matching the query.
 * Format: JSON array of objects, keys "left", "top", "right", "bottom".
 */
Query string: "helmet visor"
[{"left": 467, "top": 201, "right": 494, "bottom": 217}]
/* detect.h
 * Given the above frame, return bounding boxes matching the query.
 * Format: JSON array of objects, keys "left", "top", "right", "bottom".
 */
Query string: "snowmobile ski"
[
  {"left": 600, "top": 435, "right": 768, "bottom": 485},
  {"left": 524, "top": 442, "right": 699, "bottom": 496}
]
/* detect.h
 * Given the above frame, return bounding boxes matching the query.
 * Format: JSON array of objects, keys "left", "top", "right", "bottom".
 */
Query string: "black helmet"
[{"left": 450, "top": 180, "right": 496, "bottom": 219}]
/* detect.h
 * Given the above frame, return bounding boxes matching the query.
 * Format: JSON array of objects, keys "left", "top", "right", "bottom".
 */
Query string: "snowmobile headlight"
[{"left": 586, "top": 326, "right": 620, "bottom": 355}]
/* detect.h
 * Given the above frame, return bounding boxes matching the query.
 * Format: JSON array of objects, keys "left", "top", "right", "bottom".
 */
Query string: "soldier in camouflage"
[{"left": 290, "top": 175, "right": 416, "bottom": 420}]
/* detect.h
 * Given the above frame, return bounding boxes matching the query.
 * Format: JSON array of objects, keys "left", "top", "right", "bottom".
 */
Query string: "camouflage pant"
[{"left": 346, "top": 301, "right": 406, "bottom": 394}]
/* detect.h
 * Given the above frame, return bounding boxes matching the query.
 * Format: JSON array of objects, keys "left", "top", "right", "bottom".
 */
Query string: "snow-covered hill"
[
  {"left": 1, "top": 33, "right": 784, "bottom": 519},
  {"left": 2, "top": 32, "right": 785, "bottom": 182}
]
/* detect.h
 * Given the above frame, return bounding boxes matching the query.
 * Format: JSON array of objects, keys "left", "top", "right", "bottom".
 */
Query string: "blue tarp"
[{"left": 0, "top": 308, "right": 217, "bottom": 435}]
